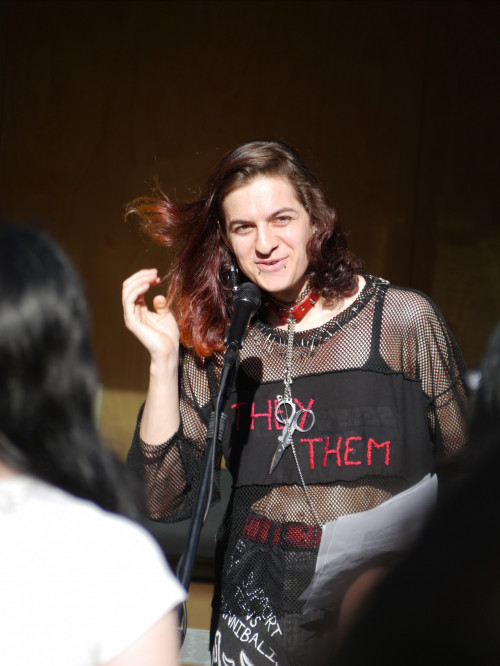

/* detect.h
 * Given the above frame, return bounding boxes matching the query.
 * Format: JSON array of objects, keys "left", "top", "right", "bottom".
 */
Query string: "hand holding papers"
[{"left": 300, "top": 474, "right": 438, "bottom": 612}]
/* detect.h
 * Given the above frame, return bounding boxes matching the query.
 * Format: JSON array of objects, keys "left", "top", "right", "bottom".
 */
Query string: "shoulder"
[
  {"left": 377, "top": 278, "right": 437, "bottom": 311},
  {"left": 180, "top": 343, "right": 217, "bottom": 372},
  {"left": 19, "top": 480, "right": 183, "bottom": 596},
  {"left": 180, "top": 342, "right": 223, "bottom": 394},
  {"left": 50, "top": 486, "right": 167, "bottom": 567},
  {"left": 1, "top": 477, "right": 186, "bottom": 664},
  {"left": 375, "top": 279, "right": 444, "bottom": 328}
]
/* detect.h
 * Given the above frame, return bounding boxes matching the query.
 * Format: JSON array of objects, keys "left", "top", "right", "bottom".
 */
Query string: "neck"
[
  {"left": 263, "top": 274, "right": 365, "bottom": 332},
  {"left": 268, "top": 283, "right": 312, "bottom": 308},
  {"left": 267, "top": 286, "right": 319, "bottom": 324}
]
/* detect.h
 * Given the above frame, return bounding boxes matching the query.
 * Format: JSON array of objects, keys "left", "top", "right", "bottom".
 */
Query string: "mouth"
[{"left": 255, "top": 258, "right": 287, "bottom": 272}]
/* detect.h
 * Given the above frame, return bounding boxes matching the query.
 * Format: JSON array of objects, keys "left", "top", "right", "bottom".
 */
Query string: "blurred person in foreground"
[
  {"left": 0, "top": 223, "right": 185, "bottom": 666},
  {"left": 332, "top": 322, "right": 500, "bottom": 665}
]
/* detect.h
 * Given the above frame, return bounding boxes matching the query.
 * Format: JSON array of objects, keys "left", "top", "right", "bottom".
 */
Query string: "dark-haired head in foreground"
[{"left": 0, "top": 223, "right": 141, "bottom": 520}]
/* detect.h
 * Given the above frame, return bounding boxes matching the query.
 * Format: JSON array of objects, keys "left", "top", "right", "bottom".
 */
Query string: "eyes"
[
  {"left": 229, "top": 215, "right": 292, "bottom": 236},
  {"left": 230, "top": 223, "right": 252, "bottom": 235}
]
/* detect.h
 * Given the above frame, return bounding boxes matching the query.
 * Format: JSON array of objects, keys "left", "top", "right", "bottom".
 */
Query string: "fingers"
[
  {"left": 152, "top": 294, "right": 168, "bottom": 313},
  {"left": 122, "top": 269, "right": 160, "bottom": 321},
  {"left": 121, "top": 270, "right": 180, "bottom": 365},
  {"left": 122, "top": 268, "right": 159, "bottom": 298}
]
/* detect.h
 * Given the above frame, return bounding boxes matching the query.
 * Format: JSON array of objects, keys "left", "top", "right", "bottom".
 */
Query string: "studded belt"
[{"left": 241, "top": 514, "right": 322, "bottom": 551}]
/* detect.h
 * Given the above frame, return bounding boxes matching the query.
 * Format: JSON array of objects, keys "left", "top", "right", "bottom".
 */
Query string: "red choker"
[{"left": 270, "top": 290, "right": 319, "bottom": 323}]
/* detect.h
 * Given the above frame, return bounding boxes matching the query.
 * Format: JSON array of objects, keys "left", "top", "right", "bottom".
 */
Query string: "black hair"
[{"left": 0, "top": 223, "right": 142, "bottom": 520}]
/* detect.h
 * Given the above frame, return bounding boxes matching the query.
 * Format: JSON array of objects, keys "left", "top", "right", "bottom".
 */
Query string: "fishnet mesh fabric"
[{"left": 128, "top": 276, "right": 467, "bottom": 619}]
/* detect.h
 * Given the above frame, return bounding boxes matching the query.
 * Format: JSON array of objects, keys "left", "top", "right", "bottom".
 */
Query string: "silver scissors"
[{"left": 269, "top": 395, "right": 315, "bottom": 473}]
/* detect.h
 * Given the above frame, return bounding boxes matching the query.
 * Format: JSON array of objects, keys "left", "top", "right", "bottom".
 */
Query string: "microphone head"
[
  {"left": 224, "top": 282, "right": 261, "bottom": 349},
  {"left": 233, "top": 282, "right": 261, "bottom": 310}
]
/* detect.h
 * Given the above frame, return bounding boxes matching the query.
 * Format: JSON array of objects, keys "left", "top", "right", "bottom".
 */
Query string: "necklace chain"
[
  {"left": 291, "top": 441, "right": 323, "bottom": 527},
  {"left": 283, "top": 315, "right": 295, "bottom": 401},
  {"left": 281, "top": 315, "right": 323, "bottom": 527}
]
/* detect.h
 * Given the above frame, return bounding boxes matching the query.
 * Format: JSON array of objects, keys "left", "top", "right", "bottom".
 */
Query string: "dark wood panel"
[
  {"left": 410, "top": 1, "right": 500, "bottom": 364},
  {"left": 0, "top": 1, "right": 498, "bottom": 389}
]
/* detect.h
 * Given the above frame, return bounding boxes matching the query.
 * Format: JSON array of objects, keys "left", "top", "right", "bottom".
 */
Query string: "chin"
[
  {"left": 257, "top": 274, "right": 293, "bottom": 291},
  {"left": 260, "top": 282, "right": 291, "bottom": 296}
]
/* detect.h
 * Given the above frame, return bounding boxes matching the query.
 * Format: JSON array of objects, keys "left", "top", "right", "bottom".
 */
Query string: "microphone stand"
[{"left": 176, "top": 343, "right": 239, "bottom": 643}]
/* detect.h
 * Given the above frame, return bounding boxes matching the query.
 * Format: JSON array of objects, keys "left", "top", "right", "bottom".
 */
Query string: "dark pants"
[{"left": 211, "top": 607, "right": 338, "bottom": 665}]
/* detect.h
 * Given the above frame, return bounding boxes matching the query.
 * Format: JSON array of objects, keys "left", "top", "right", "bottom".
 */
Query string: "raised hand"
[
  {"left": 122, "top": 268, "right": 181, "bottom": 445},
  {"left": 122, "top": 268, "right": 180, "bottom": 364}
]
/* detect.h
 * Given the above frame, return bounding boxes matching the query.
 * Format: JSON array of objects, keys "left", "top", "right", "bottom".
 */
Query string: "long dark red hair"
[{"left": 126, "top": 139, "right": 362, "bottom": 357}]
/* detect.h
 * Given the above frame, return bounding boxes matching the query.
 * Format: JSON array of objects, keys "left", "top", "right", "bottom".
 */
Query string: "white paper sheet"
[{"left": 299, "top": 473, "right": 438, "bottom": 612}]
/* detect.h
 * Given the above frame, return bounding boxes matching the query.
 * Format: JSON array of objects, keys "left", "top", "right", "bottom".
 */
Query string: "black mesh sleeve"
[
  {"left": 381, "top": 287, "right": 468, "bottom": 459},
  {"left": 127, "top": 348, "right": 222, "bottom": 522}
]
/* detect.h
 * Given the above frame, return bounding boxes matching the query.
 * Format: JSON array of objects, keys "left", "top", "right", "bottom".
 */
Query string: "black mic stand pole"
[{"left": 175, "top": 342, "right": 239, "bottom": 643}]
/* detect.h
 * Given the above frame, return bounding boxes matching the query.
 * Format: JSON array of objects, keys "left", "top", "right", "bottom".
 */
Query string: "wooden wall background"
[{"left": 1, "top": 0, "right": 498, "bottom": 458}]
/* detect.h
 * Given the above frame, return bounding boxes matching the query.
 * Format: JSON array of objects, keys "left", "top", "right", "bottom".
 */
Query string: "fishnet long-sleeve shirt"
[{"left": 128, "top": 275, "right": 468, "bottom": 626}]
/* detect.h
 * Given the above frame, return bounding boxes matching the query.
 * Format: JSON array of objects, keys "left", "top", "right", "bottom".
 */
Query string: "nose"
[{"left": 255, "top": 223, "right": 278, "bottom": 255}]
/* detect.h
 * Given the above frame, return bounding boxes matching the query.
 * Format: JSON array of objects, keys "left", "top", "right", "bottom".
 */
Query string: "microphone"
[
  {"left": 176, "top": 282, "right": 260, "bottom": 612},
  {"left": 223, "top": 282, "right": 261, "bottom": 364}
]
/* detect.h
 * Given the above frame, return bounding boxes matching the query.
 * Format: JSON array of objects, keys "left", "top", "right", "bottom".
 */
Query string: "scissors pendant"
[{"left": 269, "top": 396, "right": 315, "bottom": 473}]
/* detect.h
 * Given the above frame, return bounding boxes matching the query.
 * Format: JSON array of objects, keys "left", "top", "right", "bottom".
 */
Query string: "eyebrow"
[{"left": 227, "top": 207, "right": 298, "bottom": 229}]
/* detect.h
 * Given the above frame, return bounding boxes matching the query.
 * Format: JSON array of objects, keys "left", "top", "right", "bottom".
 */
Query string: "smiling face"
[{"left": 222, "top": 175, "right": 314, "bottom": 303}]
